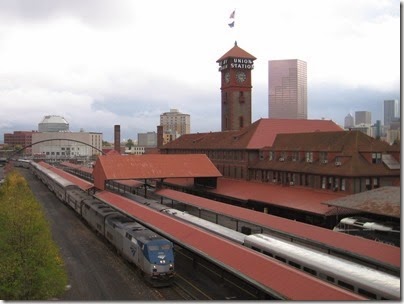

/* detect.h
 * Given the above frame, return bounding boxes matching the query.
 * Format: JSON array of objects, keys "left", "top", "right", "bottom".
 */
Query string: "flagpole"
[{"left": 228, "top": 9, "right": 236, "bottom": 45}]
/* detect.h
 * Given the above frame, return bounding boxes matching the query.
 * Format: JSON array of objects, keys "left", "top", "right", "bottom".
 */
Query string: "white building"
[{"left": 32, "top": 131, "right": 102, "bottom": 160}]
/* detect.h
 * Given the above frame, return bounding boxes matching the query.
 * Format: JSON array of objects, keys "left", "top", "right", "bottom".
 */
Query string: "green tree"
[
  {"left": 0, "top": 171, "right": 68, "bottom": 300},
  {"left": 125, "top": 138, "right": 135, "bottom": 149}
]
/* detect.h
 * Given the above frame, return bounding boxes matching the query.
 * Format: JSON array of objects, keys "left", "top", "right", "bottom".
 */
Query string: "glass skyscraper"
[{"left": 268, "top": 59, "right": 307, "bottom": 119}]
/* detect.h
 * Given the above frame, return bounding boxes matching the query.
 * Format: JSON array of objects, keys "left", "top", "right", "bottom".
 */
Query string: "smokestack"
[
  {"left": 114, "top": 125, "right": 121, "bottom": 154},
  {"left": 157, "top": 125, "right": 163, "bottom": 149}
]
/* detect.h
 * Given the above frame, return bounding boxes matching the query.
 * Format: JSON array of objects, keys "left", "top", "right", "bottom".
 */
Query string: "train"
[
  {"left": 27, "top": 160, "right": 175, "bottom": 286},
  {"left": 333, "top": 216, "right": 400, "bottom": 247},
  {"left": 18, "top": 160, "right": 400, "bottom": 299},
  {"left": 123, "top": 193, "right": 400, "bottom": 300}
]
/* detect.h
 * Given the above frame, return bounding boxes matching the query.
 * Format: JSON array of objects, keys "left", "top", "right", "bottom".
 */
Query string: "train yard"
[{"left": 12, "top": 159, "right": 400, "bottom": 300}]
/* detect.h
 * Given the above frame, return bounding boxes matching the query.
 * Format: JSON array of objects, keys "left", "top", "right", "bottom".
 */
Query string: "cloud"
[
  {"left": 0, "top": 0, "right": 134, "bottom": 27},
  {"left": 0, "top": 0, "right": 399, "bottom": 143}
]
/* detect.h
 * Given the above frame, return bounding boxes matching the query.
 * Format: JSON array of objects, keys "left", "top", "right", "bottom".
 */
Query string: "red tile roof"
[
  {"left": 37, "top": 161, "right": 93, "bottom": 191},
  {"left": 252, "top": 131, "right": 400, "bottom": 176},
  {"left": 162, "top": 118, "right": 343, "bottom": 151},
  {"left": 164, "top": 177, "right": 347, "bottom": 216},
  {"left": 155, "top": 188, "right": 400, "bottom": 269},
  {"left": 213, "top": 178, "right": 347, "bottom": 216},
  {"left": 323, "top": 186, "right": 400, "bottom": 218},
  {"left": 95, "top": 190, "right": 364, "bottom": 300},
  {"left": 93, "top": 154, "right": 222, "bottom": 190},
  {"left": 216, "top": 42, "right": 257, "bottom": 62}
]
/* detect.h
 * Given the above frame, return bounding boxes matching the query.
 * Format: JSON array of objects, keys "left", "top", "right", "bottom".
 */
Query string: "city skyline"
[{"left": 0, "top": 0, "right": 400, "bottom": 142}]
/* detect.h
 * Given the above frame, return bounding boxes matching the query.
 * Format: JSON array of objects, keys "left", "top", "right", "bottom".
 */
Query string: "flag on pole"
[{"left": 228, "top": 9, "right": 235, "bottom": 28}]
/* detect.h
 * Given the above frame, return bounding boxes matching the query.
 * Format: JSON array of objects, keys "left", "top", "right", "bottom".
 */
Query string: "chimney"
[
  {"left": 157, "top": 125, "right": 163, "bottom": 149},
  {"left": 114, "top": 125, "right": 121, "bottom": 154}
]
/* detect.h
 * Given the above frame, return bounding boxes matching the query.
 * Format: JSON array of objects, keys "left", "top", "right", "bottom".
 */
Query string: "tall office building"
[
  {"left": 344, "top": 113, "right": 354, "bottom": 129},
  {"left": 160, "top": 109, "right": 190, "bottom": 139},
  {"left": 384, "top": 99, "right": 399, "bottom": 127},
  {"left": 355, "top": 111, "right": 371, "bottom": 125},
  {"left": 268, "top": 59, "right": 307, "bottom": 119}
]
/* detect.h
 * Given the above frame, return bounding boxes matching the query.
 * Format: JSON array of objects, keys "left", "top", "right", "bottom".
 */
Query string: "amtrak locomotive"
[
  {"left": 125, "top": 193, "right": 400, "bottom": 300},
  {"left": 28, "top": 160, "right": 175, "bottom": 286}
]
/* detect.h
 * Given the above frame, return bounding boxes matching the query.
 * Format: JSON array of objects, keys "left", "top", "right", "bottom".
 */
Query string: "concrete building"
[
  {"left": 138, "top": 132, "right": 157, "bottom": 148},
  {"left": 355, "top": 111, "right": 371, "bottom": 126},
  {"left": 268, "top": 59, "right": 307, "bottom": 119},
  {"left": 38, "top": 115, "right": 69, "bottom": 132},
  {"left": 160, "top": 109, "right": 190, "bottom": 143},
  {"left": 32, "top": 131, "right": 102, "bottom": 160},
  {"left": 384, "top": 99, "right": 399, "bottom": 127}
]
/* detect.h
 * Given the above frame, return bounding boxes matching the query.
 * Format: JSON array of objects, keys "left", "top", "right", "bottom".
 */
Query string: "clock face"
[
  {"left": 236, "top": 71, "right": 247, "bottom": 83},
  {"left": 224, "top": 72, "right": 230, "bottom": 83}
]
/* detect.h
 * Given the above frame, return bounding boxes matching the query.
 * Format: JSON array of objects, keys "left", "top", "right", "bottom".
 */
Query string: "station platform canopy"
[
  {"left": 93, "top": 154, "right": 222, "bottom": 190},
  {"left": 322, "top": 186, "right": 400, "bottom": 219}
]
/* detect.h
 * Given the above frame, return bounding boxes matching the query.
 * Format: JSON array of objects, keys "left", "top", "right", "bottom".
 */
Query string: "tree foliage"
[
  {"left": 125, "top": 139, "right": 135, "bottom": 149},
  {"left": 0, "top": 170, "right": 68, "bottom": 300}
]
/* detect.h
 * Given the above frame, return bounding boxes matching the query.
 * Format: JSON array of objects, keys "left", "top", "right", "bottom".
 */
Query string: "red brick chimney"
[{"left": 114, "top": 125, "right": 121, "bottom": 154}]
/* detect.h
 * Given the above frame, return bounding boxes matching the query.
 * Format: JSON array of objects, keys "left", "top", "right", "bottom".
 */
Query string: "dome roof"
[{"left": 40, "top": 115, "right": 69, "bottom": 124}]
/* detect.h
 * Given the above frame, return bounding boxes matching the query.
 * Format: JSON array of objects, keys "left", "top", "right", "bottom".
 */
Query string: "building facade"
[
  {"left": 384, "top": 99, "right": 399, "bottom": 127},
  {"left": 3, "top": 131, "right": 37, "bottom": 156},
  {"left": 248, "top": 131, "right": 400, "bottom": 194},
  {"left": 355, "top": 111, "right": 371, "bottom": 126},
  {"left": 161, "top": 126, "right": 400, "bottom": 194},
  {"left": 160, "top": 109, "right": 190, "bottom": 143},
  {"left": 138, "top": 131, "right": 157, "bottom": 148},
  {"left": 32, "top": 131, "right": 102, "bottom": 160},
  {"left": 217, "top": 42, "right": 256, "bottom": 131},
  {"left": 268, "top": 59, "right": 307, "bottom": 119},
  {"left": 344, "top": 113, "right": 354, "bottom": 129}
]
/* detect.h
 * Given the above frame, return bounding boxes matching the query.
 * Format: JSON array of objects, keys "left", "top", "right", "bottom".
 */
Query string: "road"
[{"left": 19, "top": 168, "right": 182, "bottom": 300}]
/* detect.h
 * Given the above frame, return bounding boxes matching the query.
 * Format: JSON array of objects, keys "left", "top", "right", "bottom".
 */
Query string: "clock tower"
[{"left": 217, "top": 41, "right": 256, "bottom": 131}]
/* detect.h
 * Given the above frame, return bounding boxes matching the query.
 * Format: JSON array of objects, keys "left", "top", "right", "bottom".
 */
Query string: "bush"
[{"left": 0, "top": 170, "right": 68, "bottom": 300}]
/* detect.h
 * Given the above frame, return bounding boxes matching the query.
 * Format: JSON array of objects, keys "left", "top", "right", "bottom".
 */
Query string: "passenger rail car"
[
  {"left": 333, "top": 216, "right": 400, "bottom": 247},
  {"left": 127, "top": 193, "right": 400, "bottom": 300},
  {"left": 244, "top": 234, "right": 400, "bottom": 300},
  {"left": 27, "top": 160, "right": 175, "bottom": 286}
]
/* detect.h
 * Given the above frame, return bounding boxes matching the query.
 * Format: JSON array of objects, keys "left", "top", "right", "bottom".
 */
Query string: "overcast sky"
[{"left": 0, "top": 0, "right": 400, "bottom": 142}]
